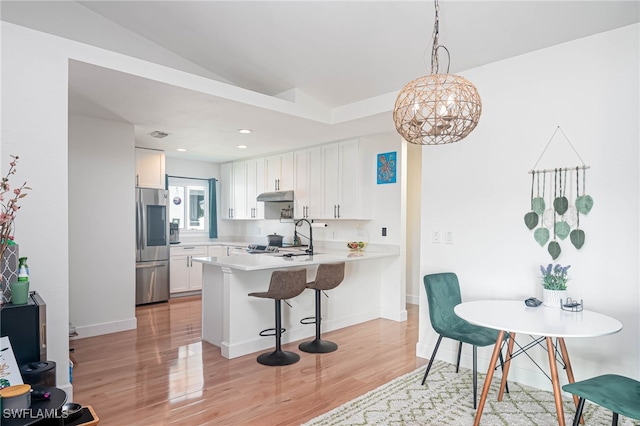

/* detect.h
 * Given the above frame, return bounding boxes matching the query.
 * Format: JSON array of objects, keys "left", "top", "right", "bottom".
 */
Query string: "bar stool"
[
  {"left": 299, "top": 262, "right": 345, "bottom": 353},
  {"left": 248, "top": 269, "right": 307, "bottom": 366}
]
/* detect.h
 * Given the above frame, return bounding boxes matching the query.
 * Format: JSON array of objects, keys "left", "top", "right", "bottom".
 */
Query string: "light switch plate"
[{"left": 432, "top": 231, "right": 441, "bottom": 243}]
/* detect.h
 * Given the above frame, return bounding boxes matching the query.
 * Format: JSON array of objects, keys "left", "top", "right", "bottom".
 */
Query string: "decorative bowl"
[
  {"left": 61, "top": 402, "right": 83, "bottom": 422},
  {"left": 347, "top": 241, "right": 366, "bottom": 251}
]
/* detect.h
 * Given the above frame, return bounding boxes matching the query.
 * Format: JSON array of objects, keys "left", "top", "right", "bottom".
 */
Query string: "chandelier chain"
[
  {"left": 430, "top": 0, "right": 450, "bottom": 75},
  {"left": 430, "top": 0, "right": 440, "bottom": 74}
]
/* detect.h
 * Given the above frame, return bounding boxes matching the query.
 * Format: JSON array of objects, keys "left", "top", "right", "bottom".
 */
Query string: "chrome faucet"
[{"left": 294, "top": 219, "right": 313, "bottom": 255}]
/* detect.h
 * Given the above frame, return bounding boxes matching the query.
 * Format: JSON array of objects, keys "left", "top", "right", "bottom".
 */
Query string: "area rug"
[{"left": 301, "top": 360, "right": 638, "bottom": 426}]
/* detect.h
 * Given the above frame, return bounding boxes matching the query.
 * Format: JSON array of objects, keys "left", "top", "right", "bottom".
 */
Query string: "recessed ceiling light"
[
  {"left": 237, "top": 145, "right": 248, "bottom": 149},
  {"left": 149, "top": 130, "right": 170, "bottom": 138},
  {"left": 176, "top": 148, "right": 187, "bottom": 152},
  {"left": 238, "top": 129, "right": 252, "bottom": 134}
]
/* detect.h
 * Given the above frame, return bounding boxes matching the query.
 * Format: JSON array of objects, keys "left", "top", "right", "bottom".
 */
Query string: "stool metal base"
[
  {"left": 257, "top": 349, "right": 300, "bottom": 366},
  {"left": 299, "top": 338, "right": 338, "bottom": 354}
]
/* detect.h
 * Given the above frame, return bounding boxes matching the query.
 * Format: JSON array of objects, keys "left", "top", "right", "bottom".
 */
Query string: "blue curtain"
[{"left": 208, "top": 178, "right": 218, "bottom": 238}]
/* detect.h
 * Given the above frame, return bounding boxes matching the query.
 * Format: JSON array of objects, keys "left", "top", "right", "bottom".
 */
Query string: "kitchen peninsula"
[{"left": 192, "top": 246, "right": 404, "bottom": 359}]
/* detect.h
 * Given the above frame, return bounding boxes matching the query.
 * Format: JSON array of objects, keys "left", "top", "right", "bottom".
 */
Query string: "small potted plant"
[{"left": 540, "top": 263, "right": 571, "bottom": 307}]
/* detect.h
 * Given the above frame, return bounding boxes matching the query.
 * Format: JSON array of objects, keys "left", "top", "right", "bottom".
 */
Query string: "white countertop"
[{"left": 192, "top": 249, "right": 397, "bottom": 271}]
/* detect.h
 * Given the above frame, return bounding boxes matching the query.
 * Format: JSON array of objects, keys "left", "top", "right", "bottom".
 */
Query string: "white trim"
[{"left": 71, "top": 317, "right": 137, "bottom": 339}]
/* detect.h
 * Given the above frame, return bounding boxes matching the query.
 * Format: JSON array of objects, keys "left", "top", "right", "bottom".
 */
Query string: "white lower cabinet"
[{"left": 170, "top": 246, "right": 207, "bottom": 294}]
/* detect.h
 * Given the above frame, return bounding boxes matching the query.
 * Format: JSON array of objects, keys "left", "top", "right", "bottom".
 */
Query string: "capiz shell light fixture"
[{"left": 393, "top": 0, "right": 482, "bottom": 145}]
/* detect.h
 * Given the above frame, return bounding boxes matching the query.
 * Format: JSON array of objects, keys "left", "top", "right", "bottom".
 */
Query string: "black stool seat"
[
  {"left": 299, "top": 262, "right": 345, "bottom": 354},
  {"left": 248, "top": 269, "right": 307, "bottom": 366}
]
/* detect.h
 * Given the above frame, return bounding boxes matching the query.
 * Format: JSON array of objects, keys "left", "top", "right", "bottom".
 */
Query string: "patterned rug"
[{"left": 301, "top": 360, "right": 639, "bottom": 426}]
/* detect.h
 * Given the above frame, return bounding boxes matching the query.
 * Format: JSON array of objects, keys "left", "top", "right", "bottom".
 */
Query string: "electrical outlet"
[
  {"left": 432, "top": 231, "right": 441, "bottom": 243},
  {"left": 382, "top": 227, "right": 387, "bottom": 237}
]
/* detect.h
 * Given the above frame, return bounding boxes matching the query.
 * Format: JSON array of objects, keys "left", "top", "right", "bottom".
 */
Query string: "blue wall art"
[{"left": 377, "top": 151, "right": 396, "bottom": 184}]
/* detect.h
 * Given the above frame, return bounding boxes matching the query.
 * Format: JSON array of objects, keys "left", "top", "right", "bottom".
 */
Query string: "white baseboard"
[
  {"left": 406, "top": 294, "right": 419, "bottom": 305},
  {"left": 72, "top": 317, "right": 137, "bottom": 339}
]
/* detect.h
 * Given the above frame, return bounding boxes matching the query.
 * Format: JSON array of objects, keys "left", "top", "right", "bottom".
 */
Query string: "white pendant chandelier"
[{"left": 393, "top": 0, "right": 482, "bottom": 145}]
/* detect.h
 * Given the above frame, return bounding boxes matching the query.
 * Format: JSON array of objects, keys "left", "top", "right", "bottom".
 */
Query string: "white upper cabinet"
[
  {"left": 265, "top": 152, "right": 294, "bottom": 191},
  {"left": 135, "top": 148, "right": 165, "bottom": 189},
  {"left": 220, "top": 140, "right": 371, "bottom": 221},
  {"left": 245, "top": 157, "right": 265, "bottom": 219},
  {"left": 220, "top": 162, "right": 234, "bottom": 219},
  {"left": 220, "top": 159, "right": 265, "bottom": 220},
  {"left": 232, "top": 160, "right": 247, "bottom": 219},
  {"left": 294, "top": 147, "right": 323, "bottom": 219},
  {"left": 321, "top": 140, "right": 366, "bottom": 219},
  {"left": 293, "top": 149, "right": 309, "bottom": 218}
]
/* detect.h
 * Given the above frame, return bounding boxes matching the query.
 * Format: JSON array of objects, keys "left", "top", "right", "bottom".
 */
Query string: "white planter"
[{"left": 542, "top": 289, "right": 567, "bottom": 308}]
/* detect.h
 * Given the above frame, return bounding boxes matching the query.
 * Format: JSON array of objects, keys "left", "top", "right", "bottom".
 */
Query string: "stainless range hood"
[{"left": 256, "top": 190, "right": 294, "bottom": 202}]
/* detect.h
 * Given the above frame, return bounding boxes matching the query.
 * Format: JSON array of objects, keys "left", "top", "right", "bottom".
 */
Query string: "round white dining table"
[{"left": 455, "top": 300, "right": 623, "bottom": 426}]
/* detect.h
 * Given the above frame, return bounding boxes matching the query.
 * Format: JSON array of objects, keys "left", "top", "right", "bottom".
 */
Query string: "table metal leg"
[
  {"left": 473, "top": 330, "right": 504, "bottom": 426},
  {"left": 498, "top": 332, "right": 515, "bottom": 401},
  {"left": 546, "top": 337, "right": 566, "bottom": 426}
]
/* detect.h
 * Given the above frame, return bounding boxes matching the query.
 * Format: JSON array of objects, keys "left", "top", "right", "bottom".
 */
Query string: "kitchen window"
[{"left": 169, "top": 178, "right": 208, "bottom": 231}]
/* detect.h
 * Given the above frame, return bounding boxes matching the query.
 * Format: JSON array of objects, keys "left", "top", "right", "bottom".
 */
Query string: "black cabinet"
[{"left": 1, "top": 292, "right": 47, "bottom": 366}]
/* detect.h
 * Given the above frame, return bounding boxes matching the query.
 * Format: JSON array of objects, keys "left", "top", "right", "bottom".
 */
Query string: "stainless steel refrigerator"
[{"left": 136, "top": 188, "right": 170, "bottom": 305}]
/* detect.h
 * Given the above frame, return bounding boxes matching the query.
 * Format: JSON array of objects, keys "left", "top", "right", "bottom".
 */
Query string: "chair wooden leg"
[
  {"left": 421, "top": 335, "right": 443, "bottom": 385},
  {"left": 612, "top": 413, "right": 619, "bottom": 426},
  {"left": 455, "top": 341, "right": 463, "bottom": 373}
]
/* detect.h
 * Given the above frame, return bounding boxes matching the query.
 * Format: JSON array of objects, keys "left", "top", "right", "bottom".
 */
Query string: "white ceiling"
[{"left": 2, "top": 1, "right": 638, "bottom": 162}]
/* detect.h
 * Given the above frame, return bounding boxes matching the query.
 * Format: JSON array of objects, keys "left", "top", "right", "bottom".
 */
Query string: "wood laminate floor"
[{"left": 71, "top": 296, "right": 424, "bottom": 425}]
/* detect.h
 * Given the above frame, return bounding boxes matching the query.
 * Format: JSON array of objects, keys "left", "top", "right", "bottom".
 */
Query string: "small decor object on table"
[
  {"left": 347, "top": 241, "right": 366, "bottom": 252},
  {"left": 540, "top": 263, "right": 571, "bottom": 308},
  {"left": 0, "top": 155, "right": 31, "bottom": 305}
]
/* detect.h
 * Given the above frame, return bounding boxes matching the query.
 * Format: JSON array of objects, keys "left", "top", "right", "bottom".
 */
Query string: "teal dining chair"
[
  {"left": 422, "top": 272, "right": 507, "bottom": 409},
  {"left": 563, "top": 375, "right": 640, "bottom": 426}
]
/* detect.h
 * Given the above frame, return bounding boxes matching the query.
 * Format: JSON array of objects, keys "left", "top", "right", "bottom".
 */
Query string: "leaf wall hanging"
[
  {"left": 533, "top": 172, "right": 550, "bottom": 246},
  {"left": 570, "top": 167, "right": 587, "bottom": 249},
  {"left": 553, "top": 169, "right": 569, "bottom": 215},
  {"left": 548, "top": 240, "right": 561, "bottom": 259},
  {"left": 532, "top": 171, "right": 545, "bottom": 215},
  {"left": 526, "top": 126, "right": 592, "bottom": 259},
  {"left": 524, "top": 172, "right": 539, "bottom": 230},
  {"left": 575, "top": 167, "right": 594, "bottom": 215}
]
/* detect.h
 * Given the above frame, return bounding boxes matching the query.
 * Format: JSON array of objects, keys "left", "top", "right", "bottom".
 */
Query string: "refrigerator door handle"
[
  {"left": 139, "top": 200, "right": 146, "bottom": 251},
  {"left": 136, "top": 263, "right": 167, "bottom": 269},
  {"left": 136, "top": 200, "right": 142, "bottom": 250}
]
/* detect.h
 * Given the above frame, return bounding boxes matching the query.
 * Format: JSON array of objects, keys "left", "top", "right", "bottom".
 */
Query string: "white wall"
[
  {"left": 418, "top": 24, "right": 640, "bottom": 389},
  {"left": 2, "top": 23, "right": 73, "bottom": 392},
  {"left": 406, "top": 142, "right": 422, "bottom": 304},
  {"left": 166, "top": 156, "right": 219, "bottom": 179},
  {"left": 69, "top": 114, "right": 136, "bottom": 337}
]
